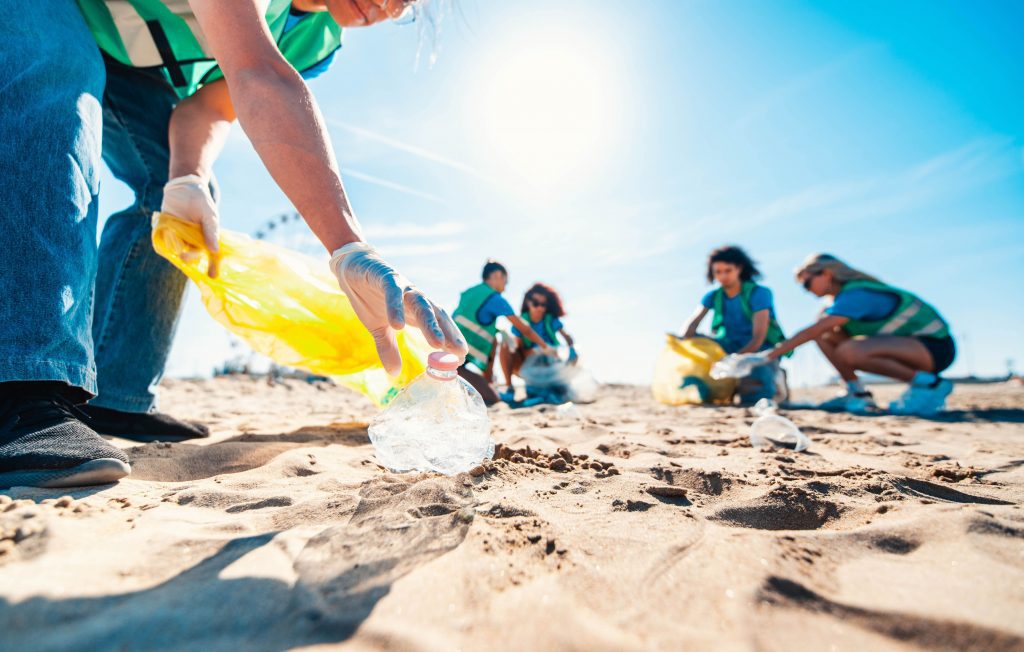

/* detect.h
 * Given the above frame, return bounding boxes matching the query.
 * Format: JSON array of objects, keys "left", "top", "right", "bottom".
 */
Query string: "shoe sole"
[{"left": 0, "top": 458, "right": 131, "bottom": 489}]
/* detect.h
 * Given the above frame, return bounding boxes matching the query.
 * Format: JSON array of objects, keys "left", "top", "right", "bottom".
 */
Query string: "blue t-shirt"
[
  {"left": 701, "top": 286, "right": 775, "bottom": 354},
  {"left": 511, "top": 316, "right": 564, "bottom": 346},
  {"left": 286, "top": 10, "right": 339, "bottom": 80},
  {"left": 477, "top": 293, "right": 515, "bottom": 326},
  {"left": 825, "top": 288, "right": 899, "bottom": 321}
]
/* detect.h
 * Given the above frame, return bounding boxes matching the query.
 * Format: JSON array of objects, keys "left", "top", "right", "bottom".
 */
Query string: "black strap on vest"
[{"left": 145, "top": 20, "right": 187, "bottom": 88}]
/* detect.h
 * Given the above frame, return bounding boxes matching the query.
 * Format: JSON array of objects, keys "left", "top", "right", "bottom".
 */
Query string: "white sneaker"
[
  {"left": 817, "top": 391, "right": 877, "bottom": 414},
  {"left": 889, "top": 379, "right": 953, "bottom": 416}
]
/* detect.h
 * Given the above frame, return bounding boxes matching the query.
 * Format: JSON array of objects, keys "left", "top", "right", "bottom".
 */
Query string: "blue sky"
[{"left": 98, "top": 0, "right": 1024, "bottom": 387}]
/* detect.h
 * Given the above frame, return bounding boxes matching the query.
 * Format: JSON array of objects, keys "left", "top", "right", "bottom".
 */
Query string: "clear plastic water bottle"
[
  {"left": 749, "top": 398, "right": 810, "bottom": 452},
  {"left": 368, "top": 351, "right": 494, "bottom": 475}
]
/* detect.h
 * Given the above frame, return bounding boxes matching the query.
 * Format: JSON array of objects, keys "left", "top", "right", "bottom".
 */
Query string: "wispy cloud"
[
  {"left": 327, "top": 119, "right": 494, "bottom": 184},
  {"left": 733, "top": 44, "right": 884, "bottom": 133},
  {"left": 340, "top": 167, "right": 447, "bottom": 204}
]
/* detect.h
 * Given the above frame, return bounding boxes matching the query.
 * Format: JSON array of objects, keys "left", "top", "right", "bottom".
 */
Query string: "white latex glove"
[
  {"left": 710, "top": 352, "right": 769, "bottom": 380},
  {"left": 160, "top": 175, "right": 220, "bottom": 278},
  {"left": 330, "top": 243, "right": 468, "bottom": 375}
]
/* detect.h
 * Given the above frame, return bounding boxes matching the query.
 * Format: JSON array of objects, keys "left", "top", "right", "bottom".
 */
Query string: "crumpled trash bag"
[
  {"left": 152, "top": 213, "right": 430, "bottom": 406},
  {"left": 518, "top": 351, "right": 599, "bottom": 404},
  {"left": 652, "top": 335, "right": 736, "bottom": 405}
]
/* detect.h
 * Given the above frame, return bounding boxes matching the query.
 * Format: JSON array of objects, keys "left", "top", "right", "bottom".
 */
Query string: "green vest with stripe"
[
  {"left": 710, "top": 282, "right": 786, "bottom": 348},
  {"left": 453, "top": 283, "right": 500, "bottom": 372},
  {"left": 519, "top": 313, "right": 559, "bottom": 350},
  {"left": 839, "top": 280, "right": 950, "bottom": 339},
  {"left": 76, "top": 0, "right": 343, "bottom": 99}
]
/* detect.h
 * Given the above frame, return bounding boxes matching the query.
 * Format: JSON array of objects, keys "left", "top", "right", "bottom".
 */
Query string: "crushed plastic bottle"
[
  {"left": 368, "top": 351, "right": 494, "bottom": 475},
  {"left": 749, "top": 398, "right": 810, "bottom": 452},
  {"left": 710, "top": 353, "right": 769, "bottom": 380}
]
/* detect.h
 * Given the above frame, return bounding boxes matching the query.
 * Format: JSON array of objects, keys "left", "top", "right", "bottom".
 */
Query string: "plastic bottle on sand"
[
  {"left": 369, "top": 351, "right": 494, "bottom": 475},
  {"left": 749, "top": 398, "right": 810, "bottom": 452}
]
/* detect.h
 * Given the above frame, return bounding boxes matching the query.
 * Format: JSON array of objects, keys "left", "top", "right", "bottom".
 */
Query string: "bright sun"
[{"left": 466, "top": 27, "right": 622, "bottom": 193}]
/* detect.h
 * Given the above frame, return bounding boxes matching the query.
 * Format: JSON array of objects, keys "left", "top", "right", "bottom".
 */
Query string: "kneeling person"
[{"left": 453, "top": 262, "right": 552, "bottom": 405}]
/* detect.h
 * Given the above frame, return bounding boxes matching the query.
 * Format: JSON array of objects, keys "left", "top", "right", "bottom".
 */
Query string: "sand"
[{"left": 1, "top": 379, "right": 1022, "bottom": 651}]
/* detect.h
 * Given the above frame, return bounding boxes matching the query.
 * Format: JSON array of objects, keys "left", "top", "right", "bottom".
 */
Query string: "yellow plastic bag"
[
  {"left": 652, "top": 335, "right": 736, "bottom": 405},
  {"left": 152, "top": 213, "right": 430, "bottom": 406}
]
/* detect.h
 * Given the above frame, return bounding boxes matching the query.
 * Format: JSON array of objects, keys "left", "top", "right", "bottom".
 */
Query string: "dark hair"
[
  {"left": 520, "top": 283, "right": 565, "bottom": 318},
  {"left": 482, "top": 260, "right": 507, "bottom": 282},
  {"left": 706, "top": 245, "right": 762, "bottom": 283}
]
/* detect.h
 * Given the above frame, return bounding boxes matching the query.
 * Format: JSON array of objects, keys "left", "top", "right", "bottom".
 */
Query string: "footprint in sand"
[{"left": 292, "top": 475, "right": 475, "bottom": 635}]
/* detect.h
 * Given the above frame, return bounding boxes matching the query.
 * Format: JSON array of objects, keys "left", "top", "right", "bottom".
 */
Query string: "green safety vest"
[
  {"left": 76, "top": 0, "right": 343, "bottom": 99},
  {"left": 839, "top": 280, "right": 950, "bottom": 339},
  {"left": 519, "top": 313, "right": 559, "bottom": 350},
  {"left": 710, "top": 282, "right": 786, "bottom": 348},
  {"left": 453, "top": 283, "right": 500, "bottom": 372}
]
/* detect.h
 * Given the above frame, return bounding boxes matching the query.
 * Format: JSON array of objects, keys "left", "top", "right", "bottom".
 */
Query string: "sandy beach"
[{"left": 1, "top": 379, "right": 1022, "bottom": 651}]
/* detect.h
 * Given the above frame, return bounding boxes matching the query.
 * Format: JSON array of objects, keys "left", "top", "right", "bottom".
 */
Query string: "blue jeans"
[{"left": 0, "top": 2, "right": 204, "bottom": 412}]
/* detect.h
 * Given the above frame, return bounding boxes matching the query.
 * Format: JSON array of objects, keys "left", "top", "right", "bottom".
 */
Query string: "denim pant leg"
[
  {"left": 0, "top": 2, "right": 105, "bottom": 400},
  {"left": 90, "top": 61, "right": 198, "bottom": 412}
]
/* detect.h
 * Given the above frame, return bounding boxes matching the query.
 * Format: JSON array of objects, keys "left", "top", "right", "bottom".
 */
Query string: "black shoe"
[
  {"left": 0, "top": 394, "right": 131, "bottom": 489},
  {"left": 80, "top": 405, "right": 210, "bottom": 443}
]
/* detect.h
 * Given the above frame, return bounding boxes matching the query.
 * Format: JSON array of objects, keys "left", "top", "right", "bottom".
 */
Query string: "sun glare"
[{"left": 466, "top": 27, "right": 622, "bottom": 193}]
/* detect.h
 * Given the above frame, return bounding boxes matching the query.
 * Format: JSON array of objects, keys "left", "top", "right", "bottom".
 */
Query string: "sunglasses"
[
  {"left": 528, "top": 297, "right": 547, "bottom": 308},
  {"left": 802, "top": 271, "right": 821, "bottom": 291}
]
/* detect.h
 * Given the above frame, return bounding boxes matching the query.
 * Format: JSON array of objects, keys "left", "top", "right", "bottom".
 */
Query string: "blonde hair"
[{"left": 794, "top": 253, "right": 880, "bottom": 285}]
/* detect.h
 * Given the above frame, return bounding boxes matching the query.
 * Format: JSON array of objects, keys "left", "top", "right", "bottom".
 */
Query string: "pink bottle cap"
[{"left": 427, "top": 351, "right": 462, "bottom": 372}]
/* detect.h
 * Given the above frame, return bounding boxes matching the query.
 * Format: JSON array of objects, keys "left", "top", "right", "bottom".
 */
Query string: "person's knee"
[{"left": 834, "top": 340, "right": 864, "bottom": 365}]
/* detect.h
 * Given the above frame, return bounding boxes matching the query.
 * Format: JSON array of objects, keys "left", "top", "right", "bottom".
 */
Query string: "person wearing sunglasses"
[
  {"left": 0, "top": 0, "right": 464, "bottom": 490},
  {"left": 680, "top": 246, "right": 787, "bottom": 404},
  {"left": 453, "top": 262, "right": 553, "bottom": 406},
  {"left": 762, "top": 254, "right": 955, "bottom": 415},
  {"left": 498, "top": 283, "right": 575, "bottom": 401}
]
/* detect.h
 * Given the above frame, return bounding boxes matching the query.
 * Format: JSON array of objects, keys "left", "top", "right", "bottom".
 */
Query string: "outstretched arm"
[
  {"left": 766, "top": 314, "right": 849, "bottom": 359},
  {"left": 188, "top": 0, "right": 466, "bottom": 373},
  {"left": 508, "top": 315, "right": 553, "bottom": 352},
  {"left": 189, "top": 0, "right": 361, "bottom": 250}
]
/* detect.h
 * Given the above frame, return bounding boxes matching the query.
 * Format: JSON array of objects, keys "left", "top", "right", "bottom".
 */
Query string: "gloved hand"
[
  {"left": 160, "top": 175, "right": 220, "bottom": 278},
  {"left": 330, "top": 242, "right": 468, "bottom": 376}
]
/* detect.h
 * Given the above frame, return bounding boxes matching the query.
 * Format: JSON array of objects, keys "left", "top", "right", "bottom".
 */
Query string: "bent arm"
[
  {"left": 190, "top": 0, "right": 362, "bottom": 251},
  {"left": 767, "top": 314, "right": 849, "bottom": 359},
  {"left": 559, "top": 328, "right": 574, "bottom": 347},
  {"left": 169, "top": 80, "right": 236, "bottom": 180},
  {"left": 739, "top": 309, "right": 769, "bottom": 354},
  {"left": 508, "top": 315, "right": 549, "bottom": 349},
  {"left": 682, "top": 306, "right": 710, "bottom": 338}
]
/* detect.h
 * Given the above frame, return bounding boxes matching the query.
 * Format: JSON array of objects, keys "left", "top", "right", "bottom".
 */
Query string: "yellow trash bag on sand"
[
  {"left": 152, "top": 213, "right": 430, "bottom": 406},
  {"left": 652, "top": 335, "right": 736, "bottom": 405}
]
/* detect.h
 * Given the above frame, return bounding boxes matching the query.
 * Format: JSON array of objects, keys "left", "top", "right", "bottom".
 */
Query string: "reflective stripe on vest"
[
  {"left": 455, "top": 314, "right": 496, "bottom": 344},
  {"left": 840, "top": 280, "right": 950, "bottom": 339},
  {"left": 452, "top": 284, "right": 500, "bottom": 371}
]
